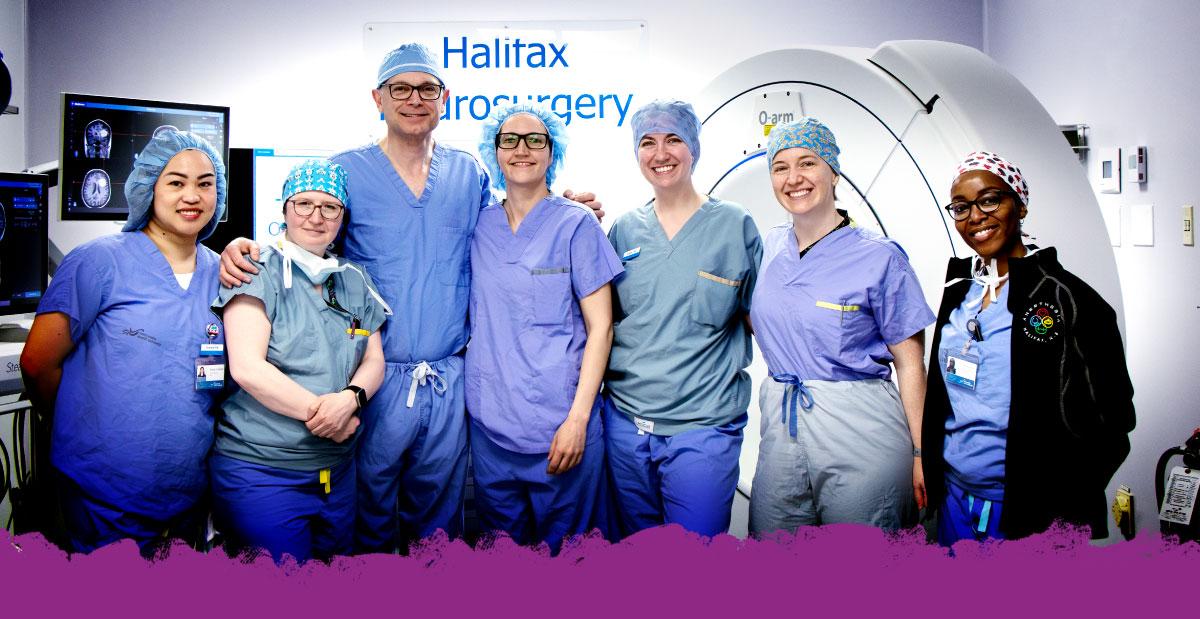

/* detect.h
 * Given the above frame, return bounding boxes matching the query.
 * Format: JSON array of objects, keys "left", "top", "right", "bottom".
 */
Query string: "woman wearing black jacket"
[{"left": 922, "top": 151, "right": 1135, "bottom": 545}]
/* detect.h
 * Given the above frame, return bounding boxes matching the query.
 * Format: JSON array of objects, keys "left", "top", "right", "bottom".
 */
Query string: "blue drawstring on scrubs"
[{"left": 771, "top": 373, "right": 814, "bottom": 438}]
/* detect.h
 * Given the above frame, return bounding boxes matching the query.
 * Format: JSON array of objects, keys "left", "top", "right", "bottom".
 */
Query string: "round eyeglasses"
[
  {"left": 944, "top": 191, "right": 1014, "bottom": 221},
  {"left": 288, "top": 199, "right": 344, "bottom": 221}
]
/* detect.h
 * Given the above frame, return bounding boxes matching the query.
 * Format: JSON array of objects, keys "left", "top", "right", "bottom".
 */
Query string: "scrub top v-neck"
[
  {"left": 333, "top": 142, "right": 492, "bottom": 364},
  {"left": 605, "top": 197, "right": 762, "bottom": 435}
]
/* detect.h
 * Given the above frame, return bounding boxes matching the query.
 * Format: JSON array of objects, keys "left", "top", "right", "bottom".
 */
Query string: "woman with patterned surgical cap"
[
  {"left": 21, "top": 130, "right": 228, "bottom": 555},
  {"left": 467, "top": 104, "right": 622, "bottom": 552},
  {"left": 210, "top": 159, "right": 388, "bottom": 563},
  {"left": 604, "top": 100, "right": 762, "bottom": 538},
  {"left": 749, "top": 117, "right": 934, "bottom": 534},
  {"left": 922, "top": 152, "right": 1134, "bottom": 545}
]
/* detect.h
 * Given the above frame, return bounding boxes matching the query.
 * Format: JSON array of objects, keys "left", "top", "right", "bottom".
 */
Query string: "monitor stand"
[{"left": 0, "top": 322, "right": 30, "bottom": 343}]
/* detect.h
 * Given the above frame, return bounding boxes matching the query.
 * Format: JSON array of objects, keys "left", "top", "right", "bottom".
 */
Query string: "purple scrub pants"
[
  {"left": 468, "top": 419, "right": 605, "bottom": 553},
  {"left": 355, "top": 355, "right": 468, "bottom": 554},
  {"left": 602, "top": 396, "right": 745, "bottom": 538},
  {"left": 210, "top": 454, "right": 355, "bottom": 563}
]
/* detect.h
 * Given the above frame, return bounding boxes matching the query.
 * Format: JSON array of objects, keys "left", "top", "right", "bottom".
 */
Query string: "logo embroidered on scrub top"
[
  {"left": 1021, "top": 302, "right": 1063, "bottom": 343},
  {"left": 120, "top": 327, "right": 162, "bottom": 346}
]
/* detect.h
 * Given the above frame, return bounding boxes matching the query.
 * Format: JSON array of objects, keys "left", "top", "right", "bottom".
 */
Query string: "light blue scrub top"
[
  {"left": 39, "top": 232, "right": 224, "bottom": 518},
  {"left": 606, "top": 198, "right": 762, "bottom": 435},
  {"left": 333, "top": 143, "right": 491, "bottom": 364},
  {"left": 750, "top": 223, "right": 935, "bottom": 382},
  {"left": 212, "top": 247, "right": 388, "bottom": 470},
  {"left": 938, "top": 282, "right": 1012, "bottom": 501},
  {"left": 465, "top": 196, "right": 623, "bottom": 454}
]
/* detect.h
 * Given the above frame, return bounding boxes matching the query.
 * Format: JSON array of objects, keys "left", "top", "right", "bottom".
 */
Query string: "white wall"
[
  {"left": 986, "top": 0, "right": 1200, "bottom": 538},
  {"left": 0, "top": 0, "right": 25, "bottom": 171},
  {"left": 24, "top": 0, "right": 982, "bottom": 167}
]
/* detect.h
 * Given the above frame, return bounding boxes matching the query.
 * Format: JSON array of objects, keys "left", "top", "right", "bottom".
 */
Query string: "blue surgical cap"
[
  {"left": 122, "top": 129, "right": 227, "bottom": 241},
  {"left": 478, "top": 103, "right": 568, "bottom": 192},
  {"left": 377, "top": 43, "right": 443, "bottom": 87},
  {"left": 767, "top": 116, "right": 841, "bottom": 175},
  {"left": 281, "top": 159, "right": 350, "bottom": 208},
  {"left": 630, "top": 100, "right": 702, "bottom": 169}
]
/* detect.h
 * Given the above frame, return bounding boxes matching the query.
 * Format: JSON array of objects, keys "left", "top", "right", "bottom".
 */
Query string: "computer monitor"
[
  {"left": 58, "top": 92, "right": 230, "bottom": 222},
  {"left": 0, "top": 172, "right": 49, "bottom": 318}
]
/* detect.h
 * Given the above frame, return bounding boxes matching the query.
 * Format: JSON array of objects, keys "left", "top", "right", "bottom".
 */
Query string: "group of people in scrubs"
[{"left": 20, "top": 39, "right": 1134, "bottom": 561}]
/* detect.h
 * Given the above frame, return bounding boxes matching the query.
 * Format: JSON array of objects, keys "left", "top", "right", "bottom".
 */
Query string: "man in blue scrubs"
[{"left": 221, "top": 44, "right": 599, "bottom": 553}]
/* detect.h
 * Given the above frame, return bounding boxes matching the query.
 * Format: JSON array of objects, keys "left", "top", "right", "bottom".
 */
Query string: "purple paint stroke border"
[{"left": 2, "top": 524, "right": 1197, "bottom": 616}]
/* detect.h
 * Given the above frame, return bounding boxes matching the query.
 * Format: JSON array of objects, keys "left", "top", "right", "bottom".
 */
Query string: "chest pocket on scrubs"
[
  {"left": 615, "top": 258, "right": 648, "bottom": 316},
  {"left": 811, "top": 298, "right": 870, "bottom": 358},
  {"left": 437, "top": 226, "right": 471, "bottom": 287},
  {"left": 691, "top": 270, "right": 741, "bottom": 328},
  {"left": 530, "top": 267, "right": 572, "bottom": 327}
]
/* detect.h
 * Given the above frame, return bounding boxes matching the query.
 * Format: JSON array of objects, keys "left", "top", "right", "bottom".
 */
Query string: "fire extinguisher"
[{"left": 1156, "top": 428, "right": 1200, "bottom": 543}]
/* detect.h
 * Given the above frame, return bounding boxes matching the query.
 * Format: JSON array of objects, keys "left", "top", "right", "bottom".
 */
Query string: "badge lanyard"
[
  {"left": 324, "top": 277, "right": 368, "bottom": 339},
  {"left": 945, "top": 314, "right": 983, "bottom": 391},
  {"left": 195, "top": 322, "right": 226, "bottom": 391}
]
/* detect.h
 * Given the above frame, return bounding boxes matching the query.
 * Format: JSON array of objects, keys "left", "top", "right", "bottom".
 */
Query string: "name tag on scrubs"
[
  {"left": 634, "top": 416, "right": 654, "bottom": 435},
  {"left": 622, "top": 247, "right": 641, "bottom": 261},
  {"left": 195, "top": 343, "right": 225, "bottom": 391},
  {"left": 944, "top": 352, "right": 979, "bottom": 390}
]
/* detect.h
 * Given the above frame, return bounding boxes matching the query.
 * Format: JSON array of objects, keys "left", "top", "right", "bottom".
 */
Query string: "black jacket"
[{"left": 922, "top": 248, "right": 1135, "bottom": 539}]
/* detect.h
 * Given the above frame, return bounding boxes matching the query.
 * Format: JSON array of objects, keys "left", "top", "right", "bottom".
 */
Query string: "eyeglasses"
[
  {"left": 288, "top": 199, "right": 345, "bottom": 220},
  {"left": 380, "top": 81, "right": 444, "bottom": 101},
  {"left": 944, "top": 191, "right": 1014, "bottom": 221},
  {"left": 495, "top": 132, "right": 550, "bottom": 150}
]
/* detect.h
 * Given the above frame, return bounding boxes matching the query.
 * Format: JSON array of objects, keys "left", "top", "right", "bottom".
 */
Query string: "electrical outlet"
[{"left": 1185, "top": 205, "right": 1194, "bottom": 246}]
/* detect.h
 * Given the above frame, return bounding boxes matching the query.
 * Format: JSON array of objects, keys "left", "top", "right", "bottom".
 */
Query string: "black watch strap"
[{"left": 343, "top": 384, "right": 368, "bottom": 410}]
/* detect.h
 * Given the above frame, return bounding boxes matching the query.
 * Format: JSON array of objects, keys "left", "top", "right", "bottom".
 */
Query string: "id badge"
[
  {"left": 944, "top": 351, "right": 980, "bottom": 390},
  {"left": 195, "top": 343, "right": 226, "bottom": 391}
]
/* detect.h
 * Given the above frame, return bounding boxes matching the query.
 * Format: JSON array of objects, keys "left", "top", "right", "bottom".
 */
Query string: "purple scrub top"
[
  {"left": 750, "top": 222, "right": 934, "bottom": 381},
  {"left": 465, "top": 195, "right": 623, "bottom": 454}
]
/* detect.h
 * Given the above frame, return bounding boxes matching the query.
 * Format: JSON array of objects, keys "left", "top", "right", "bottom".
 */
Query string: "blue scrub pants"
[
  {"left": 356, "top": 355, "right": 468, "bottom": 553},
  {"left": 602, "top": 396, "right": 745, "bottom": 538},
  {"left": 937, "top": 477, "right": 1005, "bottom": 546},
  {"left": 469, "top": 419, "right": 604, "bottom": 553},
  {"left": 210, "top": 454, "right": 355, "bottom": 563},
  {"left": 57, "top": 472, "right": 203, "bottom": 557}
]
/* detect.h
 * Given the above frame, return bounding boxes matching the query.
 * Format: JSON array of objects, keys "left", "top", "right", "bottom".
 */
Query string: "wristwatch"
[{"left": 343, "top": 384, "right": 368, "bottom": 411}]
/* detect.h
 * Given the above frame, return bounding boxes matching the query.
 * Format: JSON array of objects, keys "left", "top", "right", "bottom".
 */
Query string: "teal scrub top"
[
  {"left": 605, "top": 197, "right": 762, "bottom": 435},
  {"left": 212, "top": 247, "right": 388, "bottom": 471}
]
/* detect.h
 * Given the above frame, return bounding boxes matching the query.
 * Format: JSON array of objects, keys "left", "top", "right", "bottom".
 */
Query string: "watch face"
[
  {"left": 0, "top": 200, "right": 6, "bottom": 242},
  {"left": 84, "top": 119, "right": 112, "bottom": 158},
  {"left": 81, "top": 168, "right": 112, "bottom": 209}
]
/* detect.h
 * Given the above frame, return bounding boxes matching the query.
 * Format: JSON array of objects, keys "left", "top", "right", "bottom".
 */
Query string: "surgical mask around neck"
[{"left": 275, "top": 238, "right": 346, "bottom": 288}]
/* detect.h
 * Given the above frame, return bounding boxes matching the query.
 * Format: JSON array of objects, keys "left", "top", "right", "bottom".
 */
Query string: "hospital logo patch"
[{"left": 1021, "top": 302, "right": 1063, "bottom": 343}]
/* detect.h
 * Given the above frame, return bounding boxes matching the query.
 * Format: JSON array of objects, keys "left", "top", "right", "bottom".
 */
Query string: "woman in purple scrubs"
[
  {"left": 466, "top": 104, "right": 623, "bottom": 551},
  {"left": 748, "top": 117, "right": 935, "bottom": 534}
]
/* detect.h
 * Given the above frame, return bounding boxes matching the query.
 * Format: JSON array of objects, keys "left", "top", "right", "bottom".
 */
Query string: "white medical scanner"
[{"left": 690, "top": 40, "right": 1122, "bottom": 494}]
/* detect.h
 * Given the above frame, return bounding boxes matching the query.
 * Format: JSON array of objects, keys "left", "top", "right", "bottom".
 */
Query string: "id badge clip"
[
  {"left": 195, "top": 343, "right": 226, "bottom": 391},
  {"left": 944, "top": 337, "right": 980, "bottom": 391}
]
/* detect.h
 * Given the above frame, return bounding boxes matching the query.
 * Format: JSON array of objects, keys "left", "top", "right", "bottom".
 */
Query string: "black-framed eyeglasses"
[
  {"left": 944, "top": 191, "right": 1014, "bottom": 221},
  {"left": 380, "top": 81, "right": 444, "bottom": 101},
  {"left": 288, "top": 199, "right": 345, "bottom": 221},
  {"left": 495, "top": 132, "right": 550, "bottom": 150}
]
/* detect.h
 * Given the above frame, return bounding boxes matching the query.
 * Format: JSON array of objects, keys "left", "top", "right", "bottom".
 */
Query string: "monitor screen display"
[
  {"left": 0, "top": 173, "right": 49, "bottom": 316},
  {"left": 59, "top": 93, "right": 230, "bottom": 221}
]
